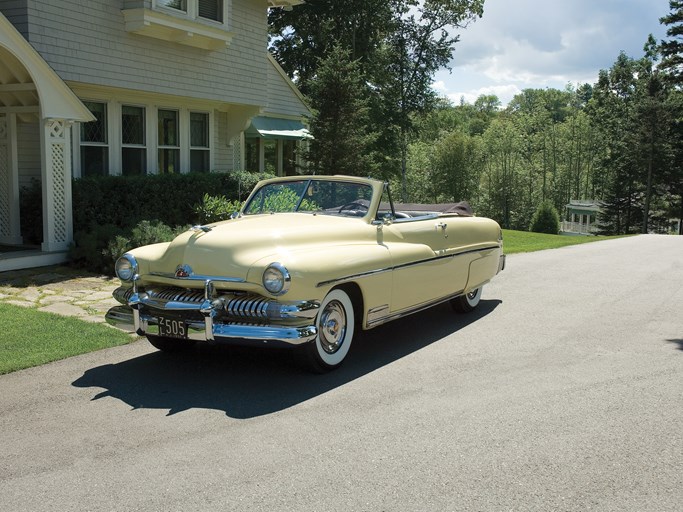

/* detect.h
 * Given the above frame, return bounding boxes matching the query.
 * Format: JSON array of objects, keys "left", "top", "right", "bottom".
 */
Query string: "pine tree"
[{"left": 306, "top": 46, "right": 378, "bottom": 176}]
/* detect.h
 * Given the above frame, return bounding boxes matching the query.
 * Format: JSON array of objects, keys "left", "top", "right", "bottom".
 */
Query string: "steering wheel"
[{"left": 338, "top": 201, "right": 369, "bottom": 215}]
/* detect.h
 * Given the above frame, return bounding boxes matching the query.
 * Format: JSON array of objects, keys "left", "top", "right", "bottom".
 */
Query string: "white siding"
[
  {"left": 214, "top": 110, "right": 231, "bottom": 172},
  {"left": 23, "top": 0, "right": 269, "bottom": 107},
  {"left": 264, "top": 57, "right": 310, "bottom": 118},
  {"left": 16, "top": 120, "right": 40, "bottom": 189}
]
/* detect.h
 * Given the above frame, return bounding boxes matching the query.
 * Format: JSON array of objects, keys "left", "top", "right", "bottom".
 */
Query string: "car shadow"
[
  {"left": 72, "top": 300, "right": 501, "bottom": 418},
  {"left": 667, "top": 338, "right": 683, "bottom": 351}
]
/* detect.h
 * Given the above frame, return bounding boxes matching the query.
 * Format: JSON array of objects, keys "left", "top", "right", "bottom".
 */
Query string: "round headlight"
[
  {"left": 262, "top": 263, "right": 290, "bottom": 295},
  {"left": 115, "top": 254, "right": 138, "bottom": 282}
]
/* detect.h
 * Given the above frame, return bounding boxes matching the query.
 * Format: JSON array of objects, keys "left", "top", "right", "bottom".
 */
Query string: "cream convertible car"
[{"left": 106, "top": 175, "right": 505, "bottom": 372}]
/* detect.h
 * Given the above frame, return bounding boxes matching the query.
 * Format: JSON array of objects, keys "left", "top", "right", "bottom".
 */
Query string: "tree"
[
  {"left": 659, "top": 0, "right": 683, "bottom": 85},
  {"left": 268, "top": 0, "right": 394, "bottom": 97},
  {"left": 589, "top": 53, "right": 642, "bottom": 234},
  {"left": 430, "top": 130, "right": 482, "bottom": 203},
  {"left": 530, "top": 200, "right": 560, "bottom": 235},
  {"left": 659, "top": 0, "right": 683, "bottom": 233},
  {"left": 269, "top": 0, "right": 485, "bottom": 194},
  {"left": 480, "top": 119, "right": 523, "bottom": 229},
  {"left": 306, "top": 46, "right": 378, "bottom": 176}
]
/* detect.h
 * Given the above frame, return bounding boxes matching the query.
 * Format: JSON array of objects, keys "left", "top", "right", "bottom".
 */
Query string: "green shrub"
[
  {"left": 69, "top": 223, "right": 125, "bottom": 273},
  {"left": 104, "top": 220, "right": 186, "bottom": 266},
  {"left": 71, "top": 170, "right": 273, "bottom": 232},
  {"left": 194, "top": 193, "right": 243, "bottom": 224},
  {"left": 69, "top": 170, "right": 273, "bottom": 273},
  {"left": 530, "top": 200, "right": 561, "bottom": 235}
]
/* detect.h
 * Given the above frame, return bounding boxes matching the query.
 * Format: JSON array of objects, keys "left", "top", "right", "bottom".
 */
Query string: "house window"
[
  {"left": 158, "top": 0, "right": 187, "bottom": 13},
  {"left": 158, "top": 109, "right": 180, "bottom": 174},
  {"left": 80, "top": 102, "right": 108, "bottom": 176},
  {"left": 283, "top": 139, "right": 297, "bottom": 176},
  {"left": 122, "top": 106, "right": 146, "bottom": 176},
  {"left": 198, "top": 0, "right": 223, "bottom": 22},
  {"left": 156, "top": 0, "right": 222, "bottom": 23},
  {"left": 190, "top": 112, "right": 210, "bottom": 172},
  {"left": 264, "top": 139, "right": 277, "bottom": 174},
  {"left": 245, "top": 138, "right": 259, "bottom": 171}
]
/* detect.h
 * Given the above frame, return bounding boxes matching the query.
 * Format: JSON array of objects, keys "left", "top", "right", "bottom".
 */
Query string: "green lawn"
[
  {"left": 502, "top": 229, "right": 627, "bottom": 254},
  {"left": 0, "top": 229, "right": 626, "bottom": 375},
  {"left": 0, "top": 303, "right": 134, "bottom": 375}
]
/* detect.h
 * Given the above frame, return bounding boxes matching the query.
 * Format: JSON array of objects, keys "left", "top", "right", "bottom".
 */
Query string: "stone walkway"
[{"left": 0, "top": 266, "right": 120, "bottom": 324}]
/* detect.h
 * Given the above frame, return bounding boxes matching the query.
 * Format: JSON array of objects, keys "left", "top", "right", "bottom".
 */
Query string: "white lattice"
[
  {"left": 51, "top": 143, "right": 67, "bottom": 243},
  {"left": 48, "top": 119, "right": 66, "bottom": 139},
  {"left": 232, "top": 135, "right": 242, "bottom": 171},
  {"left": 0, "top": 144, "right": 10, "bottom": 237}
]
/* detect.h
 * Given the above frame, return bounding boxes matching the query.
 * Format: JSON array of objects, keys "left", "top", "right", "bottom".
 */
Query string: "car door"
[{"left": 382, "top": 215, "right": 467, "bottom": 314}]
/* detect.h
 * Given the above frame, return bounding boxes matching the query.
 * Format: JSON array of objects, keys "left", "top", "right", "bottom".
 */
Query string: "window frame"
[
  {"left": 75, "top": 100, "right": 214, "bottom": 177},
  {"left": 154, "top": 0, "right": 226, "bottom": 26},
  {"left": 158, "top": 108, "right": 181, "bottom": 174},
  {"left": 79, "top": 101, "right": 109, "bottom": 177},
  {"left": 189, "top": 110, "right": 211, "bottom": 173},
  {"left": 121, "top": 104, "right": 148, "bottom": 176}
]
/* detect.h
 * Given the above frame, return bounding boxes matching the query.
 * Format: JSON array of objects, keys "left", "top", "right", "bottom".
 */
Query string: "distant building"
[{"left": 562, "top": 200, "right": 602, "bottom": 235}]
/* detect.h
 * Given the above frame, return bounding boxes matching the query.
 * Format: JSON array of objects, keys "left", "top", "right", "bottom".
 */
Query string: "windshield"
[{"left": 243, "top": 179, "right": 374, "bottom": 218}]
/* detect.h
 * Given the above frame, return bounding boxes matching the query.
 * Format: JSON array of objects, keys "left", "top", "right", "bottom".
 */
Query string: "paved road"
[{"left": 1, "top": 235, "right": 682, "bottom": 511}]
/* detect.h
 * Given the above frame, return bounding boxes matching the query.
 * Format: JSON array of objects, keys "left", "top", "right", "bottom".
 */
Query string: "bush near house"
[{"left": 65, "top": 170, "right": 272, "bottom": 273}]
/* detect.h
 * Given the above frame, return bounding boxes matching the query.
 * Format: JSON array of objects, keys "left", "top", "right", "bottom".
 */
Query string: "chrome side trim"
[
  {"left": 367, "top": 304, "right": 389, "bottom": 324},
  {"left": 148, "top": 272, "right": 246, "bottom": 283},
  {"left": 317, "top": 245, "right": 500, "bottom": 288},
  {"left": 365, "top": 289, "right": 465, "bottom": 329}
]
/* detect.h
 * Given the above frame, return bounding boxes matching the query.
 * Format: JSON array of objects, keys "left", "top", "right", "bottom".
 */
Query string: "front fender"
[{"left": 247, "top": 243, "right": 394, "bottom": 319}]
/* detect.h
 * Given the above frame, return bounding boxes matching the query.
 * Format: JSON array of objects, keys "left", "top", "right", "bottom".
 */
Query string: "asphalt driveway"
[{"left": 1, "top": 234, "right": 682, "bottom": 511}]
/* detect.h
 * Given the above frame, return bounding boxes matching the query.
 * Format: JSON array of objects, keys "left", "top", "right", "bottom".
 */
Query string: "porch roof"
[
  {"left": 245, "top": 116, "right": 312, "bottom": 140},
  {"left": 0, "top": 13, "right": 93, "bottom": 122}
]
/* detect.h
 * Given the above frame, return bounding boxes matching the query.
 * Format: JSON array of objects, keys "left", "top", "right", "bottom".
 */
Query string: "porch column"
[
  {"left": 0, "top": 114, "right": 22, "bottom": 245},
  {"left": 40, "top": 118, "right": 73, "bottom": 252}
]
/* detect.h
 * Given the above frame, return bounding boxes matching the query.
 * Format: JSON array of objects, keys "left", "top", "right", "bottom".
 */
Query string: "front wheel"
[
  {"left": 304, "top": 289, "right": 355, "bottom": 373},
  {"left": 451, "top": 286, "right": 483, "bottom": 313}
]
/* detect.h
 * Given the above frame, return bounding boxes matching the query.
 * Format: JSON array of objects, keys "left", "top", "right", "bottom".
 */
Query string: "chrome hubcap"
[{"left": 319, "top": 300, "right": 347, "bottom": 354}]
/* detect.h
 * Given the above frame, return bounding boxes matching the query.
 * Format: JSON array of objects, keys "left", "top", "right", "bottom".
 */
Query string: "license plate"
[{"left": 157, "top": 316, "right": 188, "bottom": 339}]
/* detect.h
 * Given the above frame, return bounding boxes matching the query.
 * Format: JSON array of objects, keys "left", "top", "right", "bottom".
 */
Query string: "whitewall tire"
[
  {"left": 451, "top": 286, "right": 483, "bottom": 313},
  {"left": 305, "top": 289, "right": 355, "bottom": 372}
]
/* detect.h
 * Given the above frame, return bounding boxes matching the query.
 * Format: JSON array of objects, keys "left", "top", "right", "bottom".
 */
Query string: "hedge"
[
  {"left": 66, "top": 170, "right": 273, "bottom": 273},
  {"left": 71, "top": 170, "right": 270, "bottom": 232}
]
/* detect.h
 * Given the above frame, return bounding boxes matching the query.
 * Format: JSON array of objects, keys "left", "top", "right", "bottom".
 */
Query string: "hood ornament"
[
  {"left": 175, "top": 264, "right": 192, "bottom": 278},
  {"left": 191, "top": 224, "right": 212, "bottom": 233}
]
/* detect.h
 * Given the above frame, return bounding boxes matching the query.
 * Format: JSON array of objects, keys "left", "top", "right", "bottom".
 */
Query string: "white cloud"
[{"left": 435, "top": 0, "right": 671, "bottom": 105}]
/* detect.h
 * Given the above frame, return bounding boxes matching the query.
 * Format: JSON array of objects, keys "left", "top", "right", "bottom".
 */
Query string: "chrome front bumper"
[{"left": 105, "top": 283, "right": 320, "bottom": 346}]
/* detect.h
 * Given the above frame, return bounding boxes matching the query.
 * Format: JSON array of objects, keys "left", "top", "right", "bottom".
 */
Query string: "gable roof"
[{"left": 0, "top": 12, "right": 93, "bottom": 122}]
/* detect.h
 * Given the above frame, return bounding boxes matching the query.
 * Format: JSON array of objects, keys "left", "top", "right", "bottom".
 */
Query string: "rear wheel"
[
  {"left": 146, "top": 335, "right": 196, "bottom": 352},
  {"left": 304, "top": 289, "right": 355, "bottom": 373},
  {"left": 451, "top": 286, "right": 483, "bottom": 313}
]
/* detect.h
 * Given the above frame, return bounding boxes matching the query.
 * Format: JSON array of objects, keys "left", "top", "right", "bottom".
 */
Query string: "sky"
[{"left": 432, "top": 0, "right": 672, "bottom": 106}]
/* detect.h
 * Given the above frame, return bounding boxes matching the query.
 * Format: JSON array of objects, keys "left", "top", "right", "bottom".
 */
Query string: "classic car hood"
[{"left": 141, "top": 213, "right": 373, "bottom": 281}]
